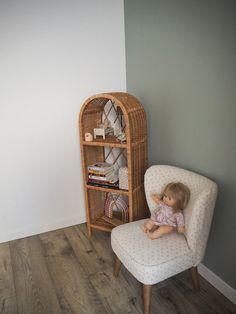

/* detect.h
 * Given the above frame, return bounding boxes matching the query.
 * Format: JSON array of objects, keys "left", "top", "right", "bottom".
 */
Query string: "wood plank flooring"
[{"left": 0, "top": 223, "right": 235, "bottom": 314}]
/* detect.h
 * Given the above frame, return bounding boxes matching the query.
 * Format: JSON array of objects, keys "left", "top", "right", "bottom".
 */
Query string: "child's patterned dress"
[{"left": 151, "top": 202, "right": 185, "bottom": 228}]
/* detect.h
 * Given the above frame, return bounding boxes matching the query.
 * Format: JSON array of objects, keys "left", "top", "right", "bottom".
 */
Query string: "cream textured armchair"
[{"left": 111, "top": 165, "right": 218, "bottom": 314}]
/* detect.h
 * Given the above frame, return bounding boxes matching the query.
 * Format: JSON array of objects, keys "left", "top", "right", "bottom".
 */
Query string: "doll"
[{"left": 142, "top": 182, "right": 190, "bottom": 240}]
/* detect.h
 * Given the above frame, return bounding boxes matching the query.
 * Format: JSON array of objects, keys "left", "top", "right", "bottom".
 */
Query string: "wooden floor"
[{"left": 0, "top": 224, "right": 235, "bottom": 314}]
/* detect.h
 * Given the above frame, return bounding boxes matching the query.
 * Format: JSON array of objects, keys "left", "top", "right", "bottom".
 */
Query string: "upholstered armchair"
[{"left": 111, "top": 165, "right": 218, "bottom": 314}]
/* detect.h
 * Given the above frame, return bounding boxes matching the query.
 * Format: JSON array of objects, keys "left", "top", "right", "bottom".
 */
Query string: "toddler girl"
[{"left": 142, "top": 182, "right": 190, "bottom": 240}]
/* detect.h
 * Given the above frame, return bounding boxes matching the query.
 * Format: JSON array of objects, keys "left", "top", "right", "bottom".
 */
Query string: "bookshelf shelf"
[
  {"left": 79, "top": 92, "right": 148, "bottom": 235},
  {"left": 86, "top": 183, "right": 129, "bottom": 196},
  {"left": 82, "top": 136, "right": 127, "bottom": 148},
  {"left": 90, "top": 215, "right": 123, "bottom": 232}
]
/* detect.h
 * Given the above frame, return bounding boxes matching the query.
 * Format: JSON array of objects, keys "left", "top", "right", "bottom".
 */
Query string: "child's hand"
[
  {"left": 177, "top": 226, "right": 186, "bottom": 233},
  {"left": 151, "top": 192, "right": 161, "bottom": 204}
]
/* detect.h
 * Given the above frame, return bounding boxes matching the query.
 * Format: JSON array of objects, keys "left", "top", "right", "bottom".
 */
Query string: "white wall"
[{"left": 0, "top": 0, "right": 126, "bottom": 243}]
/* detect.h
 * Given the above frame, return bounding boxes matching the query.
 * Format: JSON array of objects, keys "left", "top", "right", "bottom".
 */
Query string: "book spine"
[
  {"left": 87, "top": 162, "right": 113, "bottom": 171},
  {"left": 88, "top": 179, "right": 119, "bottom": 187},
  {"left": 88, "top": 167, "right": 113, "bottom": 173},
  {"left": 88, "top": 175, "right": 109, "bottom": 181},
  {"left": 88, "top": 176, "right": 118, "bottom": 183},
  {"left": 88, "top": 169, "right": 114, "bottom": 176}
]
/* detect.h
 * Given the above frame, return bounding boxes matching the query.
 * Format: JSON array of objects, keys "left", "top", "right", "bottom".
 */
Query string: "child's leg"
[
  {"left": 142, "top": 219, "right": 155, "bottom": 233},
  {"left": 147, "top": 225, "right": 174, "bottom": 240}
]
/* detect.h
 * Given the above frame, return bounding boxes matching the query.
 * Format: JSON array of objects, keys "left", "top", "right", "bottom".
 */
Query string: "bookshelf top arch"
[{"left": 79, "top": 92, "right": 147, "bottom": 146}]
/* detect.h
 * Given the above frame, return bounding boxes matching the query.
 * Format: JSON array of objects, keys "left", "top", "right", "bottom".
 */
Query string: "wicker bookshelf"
[{"left": 79, "top": 92, "right": 148, "bottom": 235}]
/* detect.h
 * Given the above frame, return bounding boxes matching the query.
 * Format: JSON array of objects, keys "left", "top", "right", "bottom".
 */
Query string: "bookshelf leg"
[{"left": 87, "top": 223, "right": 92, "bottom": 236}]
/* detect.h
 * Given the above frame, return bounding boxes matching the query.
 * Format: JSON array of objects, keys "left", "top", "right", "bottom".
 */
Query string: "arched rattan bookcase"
[{"left": 79, "top": 92, "right": 148, "bottom": 235}]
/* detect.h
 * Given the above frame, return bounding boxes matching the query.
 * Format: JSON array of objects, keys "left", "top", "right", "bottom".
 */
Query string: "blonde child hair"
[{"left": 161, "top": 182, "right": 190, "bottom": 212}]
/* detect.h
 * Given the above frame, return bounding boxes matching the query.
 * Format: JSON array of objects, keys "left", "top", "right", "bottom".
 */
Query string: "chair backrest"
[{"left": 144, "top": 165, "right": 218, "bottom": 264}]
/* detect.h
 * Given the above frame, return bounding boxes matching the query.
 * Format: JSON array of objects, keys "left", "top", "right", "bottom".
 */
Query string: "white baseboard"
[
  {"left": 198, "top": 263, "right": 236, "bottom": 305},
  {"left": 0, "top": 215, "right": 86, "bottom": 244}
]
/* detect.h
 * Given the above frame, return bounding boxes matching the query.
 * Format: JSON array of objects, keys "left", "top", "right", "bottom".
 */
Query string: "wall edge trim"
[
  {"left": 0, "top": 215, "right": 86, "bottom": 244},
  {"left": 198, "top": 263, "right": 236, "bottom": 305}
]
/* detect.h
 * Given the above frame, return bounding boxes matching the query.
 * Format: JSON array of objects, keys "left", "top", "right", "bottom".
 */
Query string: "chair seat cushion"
[{"left": 111, "top": 219, "right": 195, "bottom": 285}]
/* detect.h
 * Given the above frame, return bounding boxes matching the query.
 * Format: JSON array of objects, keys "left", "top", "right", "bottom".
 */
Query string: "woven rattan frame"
[{"left": 79, "top": 92, "right": 148, "bottom": 235}]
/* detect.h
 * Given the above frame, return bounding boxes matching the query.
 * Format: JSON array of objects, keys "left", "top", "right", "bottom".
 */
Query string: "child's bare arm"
[
  {"left": 177, "top": 226, "right": 186, "bottom": 233},
  {"left": 151, "top": 192, "right": 161, "bottom": 204}
]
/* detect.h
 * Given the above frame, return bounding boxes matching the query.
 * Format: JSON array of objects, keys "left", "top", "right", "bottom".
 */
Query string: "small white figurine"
[{"left": 94, "top": 128, "right": 106, "bottom": 139}]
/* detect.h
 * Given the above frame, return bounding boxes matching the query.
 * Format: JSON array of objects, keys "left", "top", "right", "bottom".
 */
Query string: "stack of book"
[{"left": 87, "top": 162, "right": 118, "bottom": 188}]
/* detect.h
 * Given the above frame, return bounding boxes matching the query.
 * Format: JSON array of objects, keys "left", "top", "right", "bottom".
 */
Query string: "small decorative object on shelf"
[
  {"left": 85, "top": 132, "right": 93, "bottom": 141},
  {"left": 94, "top": 127, "right": 114, "bottom": 139},
  {"left": 104, "top": 193, "right": 129, "bottom": 225},
  {"left": 79, "top": 92, "right": 148, "bottom": 235},
  {"left": 116, "top": 131, "right": 126, "bottom": 143},
  {"left": 104, "top": 127, "right": 114, "bottom": 136},
  {"left": 94, "top": 128, "right": 106, "bottom": 139},
  {"left": 118, "top": 166, "right": 128, "bottom": 190}
]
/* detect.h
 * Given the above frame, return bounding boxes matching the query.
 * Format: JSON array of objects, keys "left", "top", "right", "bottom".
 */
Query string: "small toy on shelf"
[
  {"left": 85, "top": 132, "right": 93, "bottom": 141},
  {"left": 94, "top": 128, "right": 106, "bottom": 139},
  {"left": 93, "top": 127, "right": 114, "bottom": 139}
]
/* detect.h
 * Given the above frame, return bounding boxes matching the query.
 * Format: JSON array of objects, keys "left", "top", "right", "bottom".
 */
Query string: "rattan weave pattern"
[{"left": 79, "top": 92, "right": 148, "bottom": 234}]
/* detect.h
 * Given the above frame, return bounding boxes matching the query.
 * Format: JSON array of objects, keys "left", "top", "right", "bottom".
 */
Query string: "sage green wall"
[{"left": 124, "top": 0, "right": 236, "bottom": 289}]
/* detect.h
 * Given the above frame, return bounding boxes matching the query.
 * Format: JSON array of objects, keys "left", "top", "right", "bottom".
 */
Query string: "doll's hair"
[{"left": 161, "top": 182, "right": 190, "bottom": 212}]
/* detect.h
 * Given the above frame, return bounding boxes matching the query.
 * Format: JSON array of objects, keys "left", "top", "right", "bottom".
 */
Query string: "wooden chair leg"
[
  {"left": 143, "top": 284, "right": 152, "bottom": 314},
  {"left": 114, "top": 255, "right": 122, "bottom": 277},
  {"left": 190, "top": 266, "right": 200, "bottom": 291}
]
